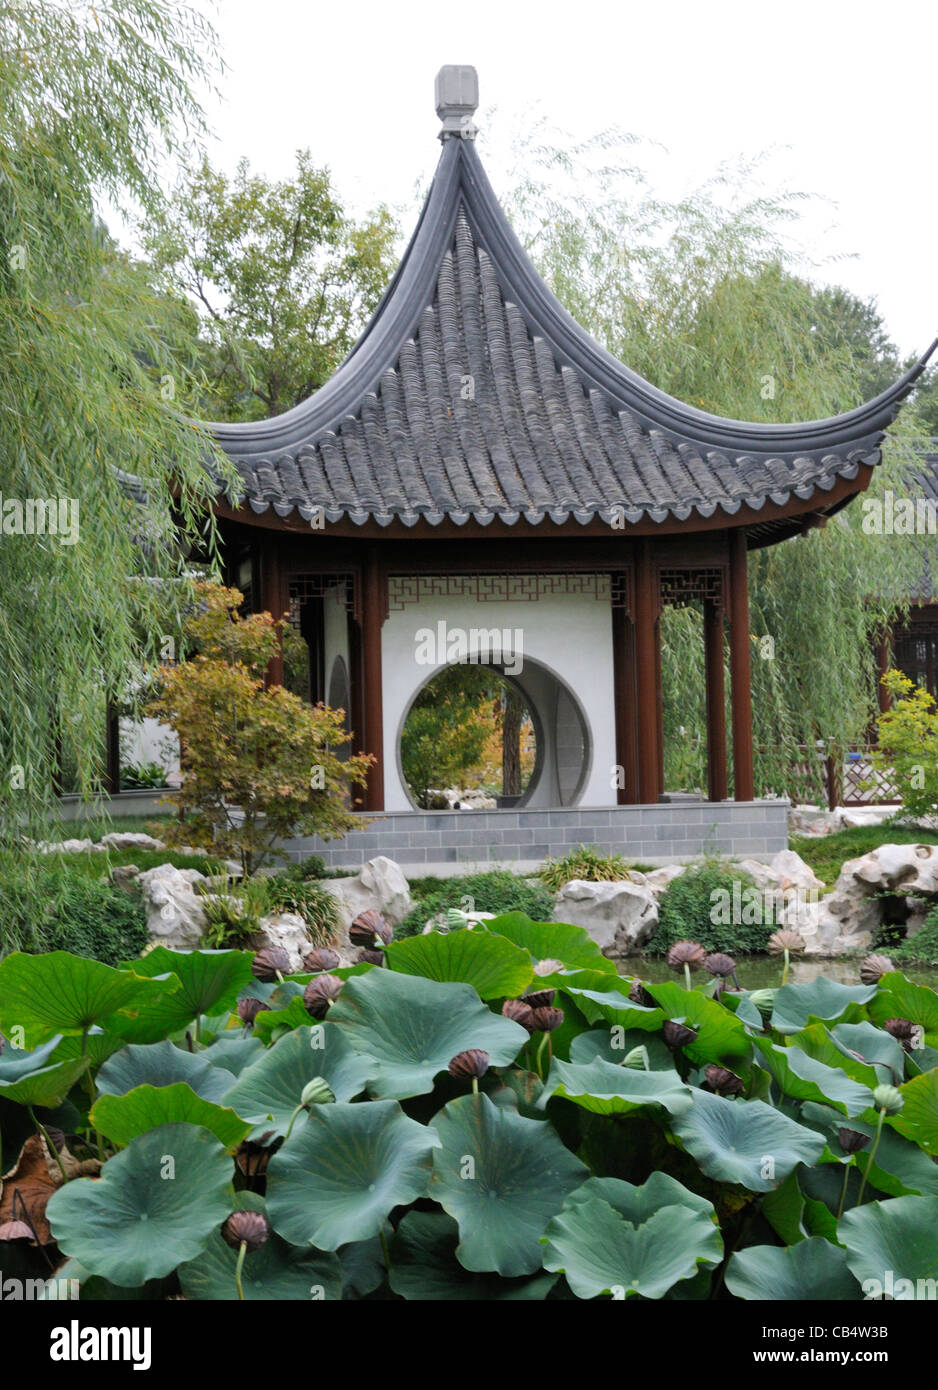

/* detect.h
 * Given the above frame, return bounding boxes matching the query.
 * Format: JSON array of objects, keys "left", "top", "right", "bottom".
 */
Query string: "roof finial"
[{"left": 435, "top": 65, "right": 478, "bottom": 141}]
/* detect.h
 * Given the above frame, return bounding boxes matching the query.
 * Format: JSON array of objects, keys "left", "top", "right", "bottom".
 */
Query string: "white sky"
[{"left": 181, "top": 0, "right": 937, "bottom": 359}]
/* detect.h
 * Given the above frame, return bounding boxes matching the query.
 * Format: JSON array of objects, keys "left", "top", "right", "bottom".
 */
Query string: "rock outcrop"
[{"left": 551, "top": 878, "right": 658, "bottom": 958}]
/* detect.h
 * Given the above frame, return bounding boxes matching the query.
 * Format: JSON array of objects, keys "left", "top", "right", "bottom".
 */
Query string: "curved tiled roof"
[{"left": 209, "top": 137, "right": 935, "bottom": 530}]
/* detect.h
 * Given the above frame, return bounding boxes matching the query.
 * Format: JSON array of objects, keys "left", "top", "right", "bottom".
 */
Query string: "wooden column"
[
  {"left": 703, "top": 597, "right": 728, "bottom": 801},
  {"left": 611, "top": 591, "right": 638, "bottom": 804},
  {"left": 728, "top": 528, "right": 755, "bottom": 801},
  {"left": 634, "top": 540, "right": 662, "bottom": 803},
  {"left": 261, "top": 541, "right": 286, "bottom": 687},
  {"left": 360, "top": 550, "right": 385, "bottom": 811}
]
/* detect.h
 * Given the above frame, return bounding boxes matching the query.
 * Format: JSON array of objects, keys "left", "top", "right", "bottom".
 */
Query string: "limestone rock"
[
  {"left": 808, "top": 842, "right": 938, "bottom": 956},
  {"left": 323, "top": 857, "right": 415, "bottom": 947},
  {"left": 99, "top": 831, "right": 166, "bottom": 852},
  {"left": 137, "top": 863, "right": 207, "bottom": 949},
  {"left": 35, "top": 838, "right": 96, "bottom": 854},
  {"left": 256, "top": 912, "right": 312, "bottom": 973},
  {"left": 636, "top": 864, "right": 687, "bottom": 896},
  {"left": 552, "top": 878, "right": 658, "bottom": 958}
]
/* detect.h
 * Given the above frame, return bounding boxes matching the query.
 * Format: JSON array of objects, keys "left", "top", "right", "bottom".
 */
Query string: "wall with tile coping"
[{"left": 279, "top": 799, "right": 790, "bottom": 874}]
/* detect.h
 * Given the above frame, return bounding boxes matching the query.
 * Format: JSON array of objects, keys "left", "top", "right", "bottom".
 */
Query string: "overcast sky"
[{"left": 184, "top": 0, "right": 936, "bottom": 360}]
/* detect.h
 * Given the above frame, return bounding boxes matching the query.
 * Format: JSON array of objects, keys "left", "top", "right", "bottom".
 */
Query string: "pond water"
[{"left": 623, "top": 955, "right": 938, "bottom": 992}]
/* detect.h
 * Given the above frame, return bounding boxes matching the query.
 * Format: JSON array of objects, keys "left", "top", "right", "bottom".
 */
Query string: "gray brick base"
[{"left": 278, "top": 800, "right": 790, "bottom": 875}]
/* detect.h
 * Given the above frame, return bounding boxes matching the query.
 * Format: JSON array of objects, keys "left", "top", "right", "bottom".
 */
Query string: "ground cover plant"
[
  {"left": 397, "top": 872, "right": 554, "bottom": 938},
  {"left": 540, "top": 844, "right": 636, "bottom": 891},
  {"left": 1, "top": 915, "right": 936, "bottom": 1300}
]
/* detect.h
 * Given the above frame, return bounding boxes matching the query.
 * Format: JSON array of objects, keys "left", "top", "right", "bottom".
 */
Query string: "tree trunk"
[{"left": 502, "top": 688, "right": 523, "bottom": 796}]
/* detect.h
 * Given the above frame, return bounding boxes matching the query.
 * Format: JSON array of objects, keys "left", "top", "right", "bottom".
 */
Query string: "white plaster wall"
[
  {"left": 323, "top": 583, "right": 350, "bottom": 712},
  {"left": 119, "top": 717, "right": 180, "bottom": 785},
  {"left": 382, "top": 590, "right": 616, "bottom": 810}
]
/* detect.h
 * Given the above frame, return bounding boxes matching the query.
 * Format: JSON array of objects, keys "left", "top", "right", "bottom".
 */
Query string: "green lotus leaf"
[
  {"left": 266, "top": 1100, "right": 437, "bottom": 1250},
  {"left": 563, "top": 1172, "right": 720, "bottom": 1226},
  {"left": 830, "top": 1021, "right": 907, "bottom": 1083},
  {"left": 199, "top": 1032, "right": 264, "bottom": 1075},
  {"left": 645, "top": 980, "right": 752, "bottom": 1070},
  {"left": 569, "top": 1027, "right": 675, "bottom": 1071},
  {"left": 0, "top": 1056, "right": 88, "bottom": 1109},
  {"left": 327, "top": 970, "right": 529, "bottom": 1099},
  {"left": 840, "top": 1195, "right": 938, "bottom": 1296},
  {"left": 252, "top": 995, "right": 314, "bottom": 1044},
  {"left": 0, "top": 1035, "right": 63, "bottom": 1079},
  {"left": 787, "top": 1022, "right": 882, "bottom": 1089},
  {"left": 540, "top": 1056, "right": 693, "bottom": 1117},
  {"left": 111, "top": 948, "right": 255, "bottom": 1043},
  {"left": 338, "top": 1237, "right": 386, "bottom": 1298},
  {"left": 37, "top": 1258, "right": 165, "bottom": 1301},
  {"left": 46, "top": 1123, "right": 234, "bottom": 1284},
  {"left": 752, "top": 1038, "right": 874, "bottom": 1117},
  {"left": 0, "top": 951, "right": 179, "bottom": 1047},
  {"left": 557, "top": 984, "right": 664, "bottom": 1030},
  {"left": 888, "top": 1070, "right": 938, "bottom": 1155},
  {"left": 542, "top": 1194, "right": 722, "bottom": 1299},
  {"left": 91, "top": 1083, "right": 250, "bottom": 1149},
  {"left": 177, "top": 1192, "right": 341, "bottom": 1301},
  {"left": 671, "top": 1090, "right": 825, "bottom": 1191},
  {"left": 770, "top": 979, "right": 877, "bottom": 1034},
  {"left": 868, "top": 972, "right": 938, "bottom": 1045},
  {"left": 482, "top": 912, "right": 617, "bottom": 973},
  {"left": 50, "top": 1028, "right": 127, "bottom": 1069},
  {"left": 725, "top": 1237, "right": 860, "bottom": 1300},
  {"left": 389, "top": 1210, "right": 557, "bottom": 1300},
  {"left": 385, "top": 929, "right": 533, "bottom": 1000},
  {"left": 429, "top": 1092, "right": 588, "bottom": 1276},
  {"left": 222, "top": 1023, "right": 373, "bottom": 1138},
  {"left": 96, "top": 1040, "right": 236, "bottom": 1103}
]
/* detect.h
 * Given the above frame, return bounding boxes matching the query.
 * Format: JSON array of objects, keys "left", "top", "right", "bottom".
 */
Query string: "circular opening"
[{"left": 399, "top": 665, "right": 538, "bottom": 809}]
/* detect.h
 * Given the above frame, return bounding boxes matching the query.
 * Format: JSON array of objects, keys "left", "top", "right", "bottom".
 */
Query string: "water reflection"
[{"left": 626, "top": 955, "right": 938, "bottom": 991}]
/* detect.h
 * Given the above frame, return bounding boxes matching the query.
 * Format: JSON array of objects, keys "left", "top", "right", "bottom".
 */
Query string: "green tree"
[
  {"left": 148, "top": 584, "right": 373, "bottom": 873},
  {"left": 0, "top": 0, "right": 234, "bottom": 846},
  {"left": 401, "top": 666, "right": 498, "bottom": 808},
  {"left": 142, "top": 152, "right": 399, "bottom": 420},
  {"left": 496, "top": 124, "right": 929, "bottom": 796}
]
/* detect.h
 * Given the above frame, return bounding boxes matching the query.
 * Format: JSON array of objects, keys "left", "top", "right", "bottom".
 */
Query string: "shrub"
[
  {"left": 263, "top": 876, "right": 342, "bottom": 947},
  {"left": 873, "top": 669, "right": 938, "bottom": 822},
  {"left": 648, "top": 859, "right": 771, "bottom": 956},
  {"left": 120, "top": 760, "right": 170, "bottom": 789},
  {"left": 540, "top": 843, "right": 633, "bottom": 891},
  {"left": 397, "top": 871, "right": 554, "bottom": 938},
  {"left": 276, "top": 855, "right": 328, "bottom": 882},
  {"left": 200, "top": 878, "right": 271, "bottom": 949},
  {"left": 0, "top": 856, "right": 149, "bottom": 960},
  {"left": 147, "top": 582, "right": 373, "bottom": 873},
  {"left": 892, "top": 905, "right": 938, "bottom": 965}
]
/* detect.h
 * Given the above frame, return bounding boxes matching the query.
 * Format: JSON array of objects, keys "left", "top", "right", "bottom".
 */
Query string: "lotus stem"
[
  {"left": 536, "top": 1031, "right": 550, "bottom": 1078},
  {"left": 684, "top": 963, "right": 692, "bottom": 992},
  {"left": 781, "top": 948, "right": 790, "bottom": 988},
  {"left": 855, "top": 1108, "right": 886, "bottom": 1208},
  {"left": 471, "top": 1076, "right": 479, "bottom": 1096},
  {"left": 234, "top": 1241, "right": 247, "bottom": 1301},
  {"left": 283, "top": 1102, "right": 304, "bottom": 1142},
  {"left": 836, "top": 1164, "right": 851, "bottom": 1221},
  {"left": 29, "top": 1108, "right": 68, "bottom": 1185},
  {"left": 379, "top": 1226, "right": 392, "bottom": 1274}
]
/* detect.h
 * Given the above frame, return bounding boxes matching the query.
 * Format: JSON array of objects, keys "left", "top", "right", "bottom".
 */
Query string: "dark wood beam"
[{"left": 611, "top": 597, "right": 638, "bottom": 804}]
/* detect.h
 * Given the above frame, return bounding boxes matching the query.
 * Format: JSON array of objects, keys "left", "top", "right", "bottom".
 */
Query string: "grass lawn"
[{"left": 790, "top": 819, "right": 938, "bottom": 889}]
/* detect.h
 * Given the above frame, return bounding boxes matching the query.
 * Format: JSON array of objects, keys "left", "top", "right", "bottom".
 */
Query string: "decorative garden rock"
[
  {"left": 323, "top": 856, "right": 415, "bottom": 948},
  {"left": 255, "top": 912, "right": 312, "bottom": 974},
  {"left": 136, "top": 863, "right": 207, "bottom": 949},
  {"left": 551, "top": 878, "right": 658, "bottom": 958},
  {"left": 807, "top": 843, "right": 938, "bottom": 956},
  {"left": 98, "top": 831, "right": 166, "bottom": 852}
]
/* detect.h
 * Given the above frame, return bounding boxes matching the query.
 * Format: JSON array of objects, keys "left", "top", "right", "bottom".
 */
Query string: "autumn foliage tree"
[{"left": 148, "top": 583, "right": 372, "bottom": 872}]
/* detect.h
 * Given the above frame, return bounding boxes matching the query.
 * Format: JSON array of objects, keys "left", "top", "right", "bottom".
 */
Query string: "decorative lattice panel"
[
  {"left": 387, "top": 573, "right": 622, "bottom": 612},
  {"left": 659, "top": 567, "right": 724, "bottom": 608}
]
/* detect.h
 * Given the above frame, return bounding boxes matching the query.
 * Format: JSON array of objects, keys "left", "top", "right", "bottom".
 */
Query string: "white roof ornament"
[{"left": 435, "top": 64, "right": 478, "bottom": 141}]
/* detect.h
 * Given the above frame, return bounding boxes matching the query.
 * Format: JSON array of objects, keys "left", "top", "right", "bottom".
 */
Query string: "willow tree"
[
  {"left": 0, "top": 1, "right": 234, "bottom": 844},
  {"left": 494, "top": 120, "right": 930, "bottom": 798}
]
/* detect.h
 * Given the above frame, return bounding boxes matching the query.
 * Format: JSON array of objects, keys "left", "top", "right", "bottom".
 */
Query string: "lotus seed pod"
[
  {"left": 629, "top": 979, "right": 657, "bottom": 1008},
  {"left": 303, "top": 973, "right": 343, "bottom": 1019},
  {"left": 522, "top": 989, "right": 556, "bottom": 1010},
  {"left": 447, "top": 1049, "right": 490, "bottom": 1080},
  {"left": 622, "top": 1045, "right": 650, "bottom": 1070},
  {"left": 666, "top": 941, "right": 706, "bottom": 972},
  {"left": 883, "top": 1017, "right": 915, "bottom": 1045},
  {"left": 300, "top": 1077, "right": 335, "bottom": 1108},
  {"left": 533, "top": 958, "right": 564, "bottom": 977},
  {"left": 349, "top": 909, "right": 392, "bottom": 946},
  {"left": 704, "top": 1064, "right": 744, "bottom": 1097},
  {"left": 872, "top": 1083, "right": 904, "bottom": 1115},
  {"left": 704, "top": 952, "right": 737, "bottom": 978},
  {"left": 251, "top": 947, "right": 291, "bottom": 982},
  {"left": 237, "top": 996, "right": 271, "bottom": 1026},
  {"left": 355, "top": 947, "right": 385, "bottom": 966},
  {"left": 235, "top": 1133, "right": 278, "bottom": 1178},
  {"left": 502, "top": 998, "right": 536, "bottom": 1031},
  {"left": 767, "top": 929, "right": 806, "bottom": 956},
  {"left": 302, "top": 947, "right": 340, "bottom": 972},
  {"left": 837, "top": 1127, "right": 871, "bottom": 1155},
  {"left": 221, "top": 1210, "right": 270, "bottom": 1253},
  {"left": 529, "top": 1005, "right": 564, "bottom": 1033},
  {"left": 662, "top": 1020, "right": 697, "bottom": 1050},
  {"left": 859, "top": 953, "right": 894, "bottom": 985}
]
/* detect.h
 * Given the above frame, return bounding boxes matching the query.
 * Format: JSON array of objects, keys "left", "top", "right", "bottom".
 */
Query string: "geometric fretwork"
[
  {"left": 287, "top": 573, "right": 356, "bottom": 626},
  {"left": 659, "top": 567, "right": 724, "bottom": 608},
  {"left": 387, "top": 572, "right": 617, "bottom": 611}
]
